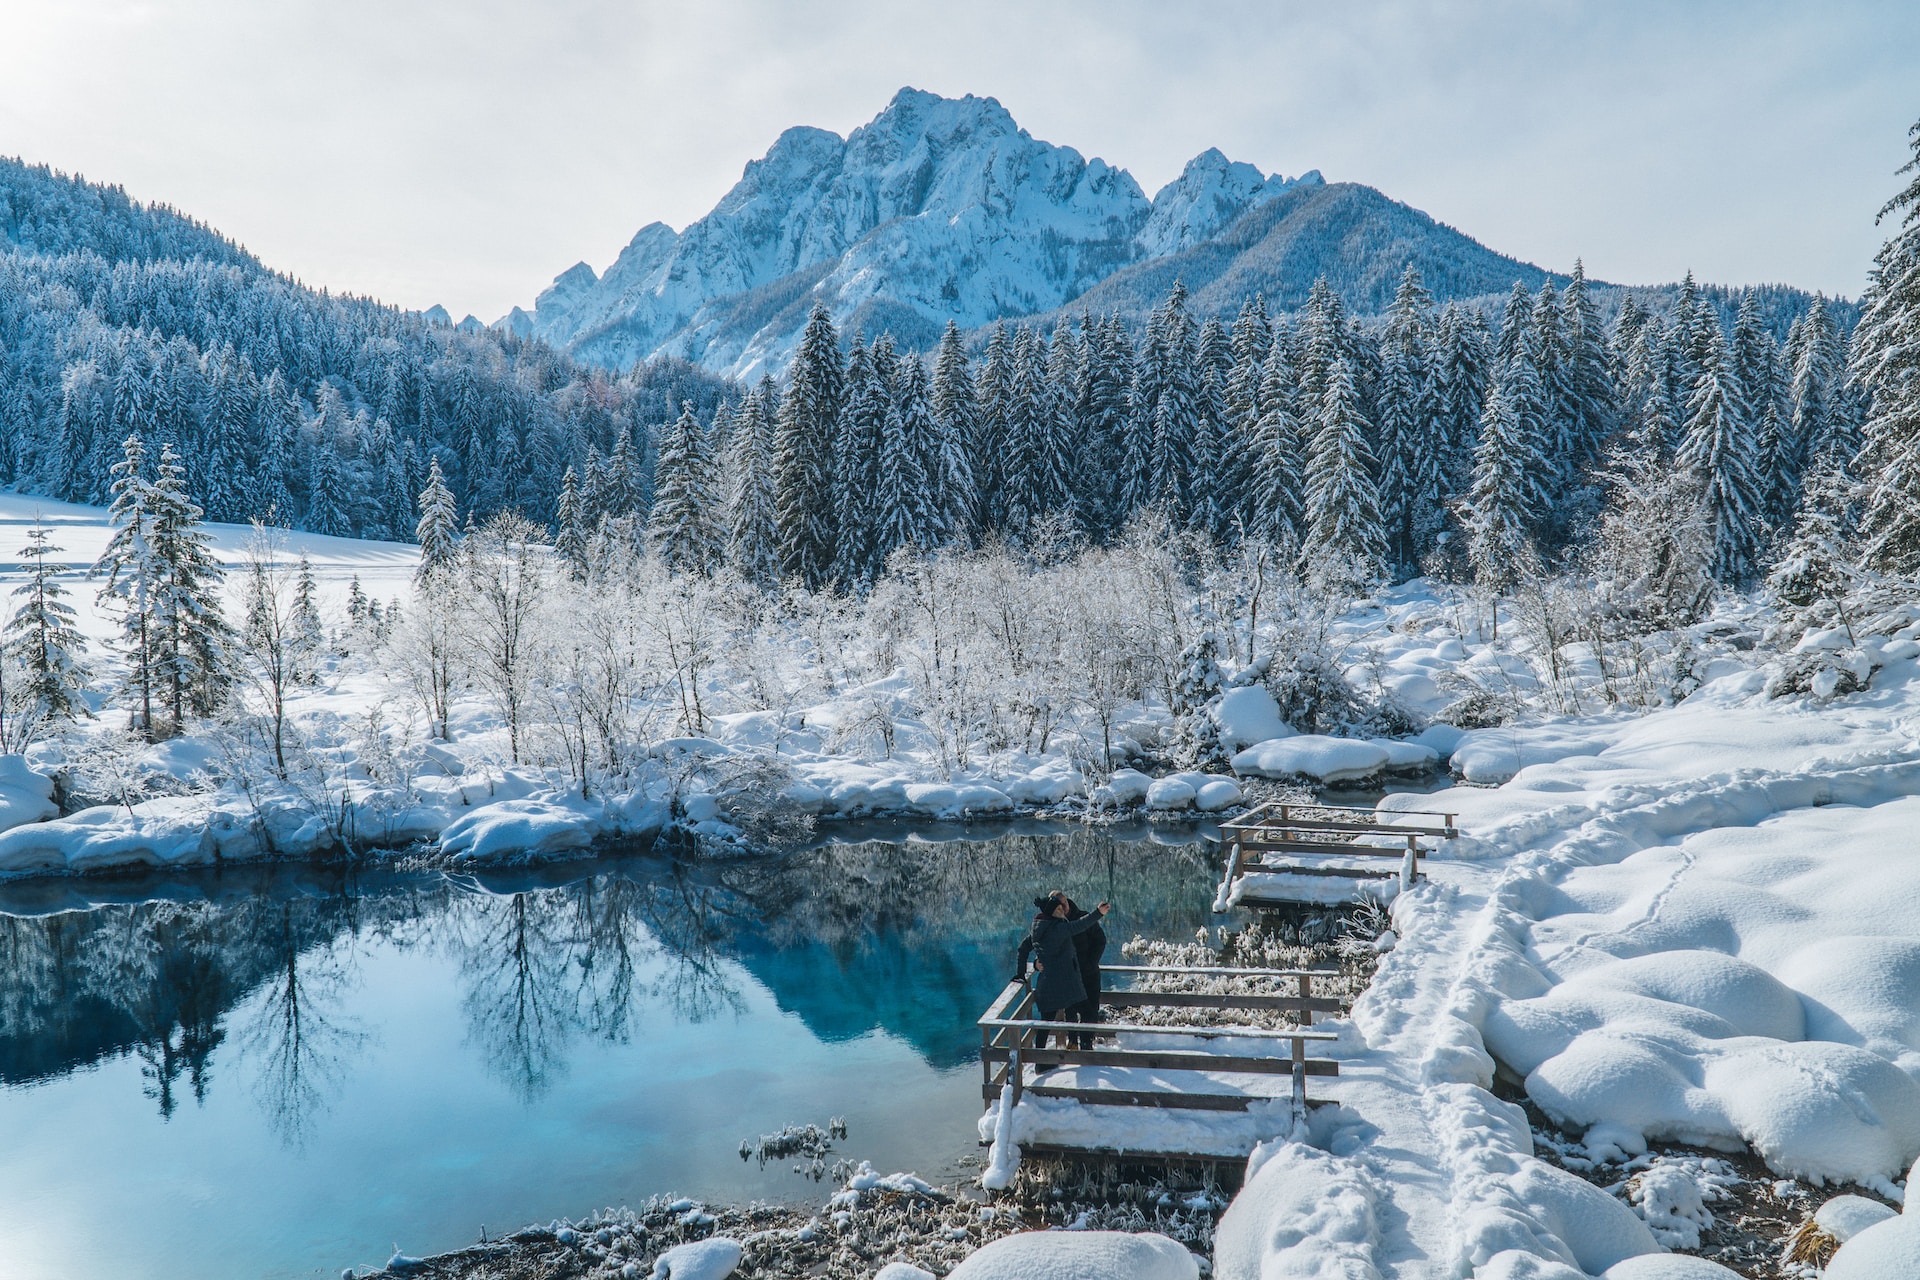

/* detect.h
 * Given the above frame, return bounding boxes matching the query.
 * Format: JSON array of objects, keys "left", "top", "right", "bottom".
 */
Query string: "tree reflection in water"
[
  {"left": 0, "top": 825, "right": 1220, "bottom": 1138},
  {"left": 236, "top": 901, "right": 370, "bottom": 1147}
]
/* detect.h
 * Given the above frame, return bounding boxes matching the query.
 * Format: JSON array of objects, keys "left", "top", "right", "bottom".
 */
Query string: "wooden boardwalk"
[
  {"left": 977, "top": 963, "right": 1342, "bottom": 1164},
  {"left": 1215, "top": 801, "right": 1458, "bottom": 908}
]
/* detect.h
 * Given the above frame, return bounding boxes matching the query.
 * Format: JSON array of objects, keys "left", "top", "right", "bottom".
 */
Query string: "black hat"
[{"left": 1034, "top": 892, "right": 1062, "bottom": 913}]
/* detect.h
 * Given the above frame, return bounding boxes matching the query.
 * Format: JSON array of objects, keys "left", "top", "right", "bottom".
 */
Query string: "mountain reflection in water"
[{"left": 0, "top": 825, "right": 1222, "bottom": 1280}]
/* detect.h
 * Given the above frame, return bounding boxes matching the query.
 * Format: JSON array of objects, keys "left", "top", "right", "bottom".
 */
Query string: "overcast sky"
[{"left": 3, "top": 1, "right": 1914, "bottom": 320}]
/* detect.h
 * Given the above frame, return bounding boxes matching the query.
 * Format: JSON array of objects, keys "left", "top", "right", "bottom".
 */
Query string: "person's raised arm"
[{"left": 1061, "top": 903, "right": 1112, "bottom": 937}]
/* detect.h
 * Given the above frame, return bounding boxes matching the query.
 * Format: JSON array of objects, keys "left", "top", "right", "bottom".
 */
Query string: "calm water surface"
[{"left": 0, "top": 823, "right": 1225, "bottom": 1280}]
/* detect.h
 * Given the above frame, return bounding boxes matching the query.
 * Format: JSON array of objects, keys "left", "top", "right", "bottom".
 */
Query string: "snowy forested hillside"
[{"left": 0, "top": 155, "right": 734, "bottom": 547}]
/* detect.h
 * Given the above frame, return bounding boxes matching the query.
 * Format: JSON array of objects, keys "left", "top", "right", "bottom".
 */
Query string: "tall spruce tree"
[
  {"left": 1679, "top": 325, "right": 1765, "bottom": 584},
  {"left": 930, "top": 322, "right": 980, "bottom": 545},
  {"left": 835, "top": 337, "right": 887, "bottom": 583},
  {"left": 648, "top": 401, "right": 724, "bottom": 573},
  {"left": 1464, "top": 374, "right": 1546, "bottom": 593},
  {"left": 1304, "top": 356, "right": 1386, "bottom": 582},
  {"left": 415, "top": 457, "right": 460, "bottom": 582},
  {"left": 773, "top": 304, "right": 845, "bottom": 588},
  {"left": 1377, "top": 265, "right": 1440, "bottom": 571},
  {"left": 3, "top": 524, "right": 90, "bottom": 742},
  {"left": 872, "top": 354, "right": 942, "bottom": 560},
  {"left": 726, "top": 381, "right": 782, "bottom": 586},
  {"left": 554, "top": 466, "right": 588, "bottom": 579}
]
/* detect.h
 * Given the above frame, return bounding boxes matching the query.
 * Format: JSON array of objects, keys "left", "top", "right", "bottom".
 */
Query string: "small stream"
[{"left": 0, "top": 823, "right": 1230, "bottom": 1280}]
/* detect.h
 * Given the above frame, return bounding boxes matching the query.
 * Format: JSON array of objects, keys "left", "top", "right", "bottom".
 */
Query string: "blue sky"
[{"left": 3, "top": 0, "right": 1913, "bottom": 318}]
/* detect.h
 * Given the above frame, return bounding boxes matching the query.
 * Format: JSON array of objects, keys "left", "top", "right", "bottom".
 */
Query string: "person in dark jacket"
[
  {"left": 1016, "top": 891, "right": 1110, "bottom": 1048},
  {"left": 1062, "top": 896, "right": 1107, "bottom": 1049}
]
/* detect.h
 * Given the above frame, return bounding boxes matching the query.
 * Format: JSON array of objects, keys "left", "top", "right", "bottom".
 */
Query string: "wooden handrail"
[{"left": 979, "top": 1016, "right": 1339, "bottom": 1040}]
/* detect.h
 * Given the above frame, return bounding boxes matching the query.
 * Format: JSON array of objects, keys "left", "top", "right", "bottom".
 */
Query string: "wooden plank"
[
  {"left": 990, "top": 1047, "right": 1341, "bottom": 1076},
  {"left": 1233, "top": 816, "right": 1456, "bottom": 839},
  {"left": 1099, "top": 990, "right": 1344, "bottom": 1015},
  {"left": 1024, "top": 1086, "right": 1254, "bottom": 1112},
  {"left": 1239, "top": 861, "right": 1401, "bottom": 880},
  {"left": 979, "top": 1016, "right": 1338, "bottom": 1041},
  {"left": 1238, "top": 838, "right": 1408, "bottom": 856}
]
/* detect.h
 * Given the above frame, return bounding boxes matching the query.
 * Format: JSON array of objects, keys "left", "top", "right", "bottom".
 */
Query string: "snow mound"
[
  {"left": 872, "top": 1265, "right": 935, "bottom": 1280},
  {"left": 1213, "top": 1143, "right": 1383, "bottom": 1279},
  {"left": 1450, "top": 722, "right": 1626, "bottom": 785},
  {"left": 440, "top": 797, "right": 599, "bottom": 863},
  {"left": 649, "top": 1236, "right": 742, "bottom": 1279},
  {"left": 944, "top": 1230, "right": 1196, "bottom": 1280},
  {"left": 1232, "top": 735, "right": 1391, "bottom": 783},
  {"left": 0, "top": 755, "right": 57, "bottom": 834},
  {"left": 1825, "top": 1212, "right": 1920, "bottom": 1279},
  {"left": 1599, "top": 1256, "right": 1745, "bottom": 1278},
  {"left": 1817, "top": 1194, "right": 1899, "bottom": 1241},
  {"left": 1212, "top": 687, "right": 1293, "bottom": 750}
]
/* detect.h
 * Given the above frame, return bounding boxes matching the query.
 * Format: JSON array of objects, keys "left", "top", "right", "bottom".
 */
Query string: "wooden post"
[
  {"left": 1290, "top": 1032, "right": 1306, "bottom": 1113},
  {"left": 1296, "top": 973, "right": 1313, "bottom": 1027},
  {"left": 1401, "top": 834, "right": 1418, "bottom": 893}
]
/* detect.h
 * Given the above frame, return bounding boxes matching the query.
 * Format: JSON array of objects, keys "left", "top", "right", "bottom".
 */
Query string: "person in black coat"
[
  {"left": 1014, "top": 891, "right": 1110, "bottom": 1048},
  {"left": 1062, "top": 896, "right": 1107, "bottom": 1049}
]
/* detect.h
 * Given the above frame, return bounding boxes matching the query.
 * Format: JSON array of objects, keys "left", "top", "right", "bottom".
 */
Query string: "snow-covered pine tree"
[
  {"left": 1560, "top": 261, "right": 1617, "bottom": 470},
  {"left": 1170, "top": 630, "right": 1227, "bottom": 768},
  {"left": 307, "top": 445, "right": 349, "bottom": 538},
  {"left": 3, "top": 523, "right": 90, "bottom": 743},
  {"left": 648, "top": 400, "right": 724, "bottom": 574},
  {"left": 93, "top": 436, "right": 165, "bottom": 735},
  {"left": 973, "top": 321, "right": 1015, "bottom": 534},
  {"left": 253, "top": 370, "right": 299, "bottom": 524},
  {"left": 1377, "top": 265, "right": 1440, "bottom": 572},
  {"left": 1244, "top": 324, "right": 1304, "bottom": 545},
  {"left": 292, "top": 554, "right": 323, "bottom": 681},
  {"left": 872, "top": 354, "right": 941, "bottom": 561},
  {"left": 1529, "top": 282, "right": 1574, "bottom": 506},
  {"left": 554, "top": 466, "right": 588, "bottom": 579},
  {"left": 1189, "top": 317, "right": 1231, "bottom": 538},
  {"left": 1854, "top": 118, "right": 1920, "bottom": 572},
  {"left": 1305, "top": 355, "right": 1386, "bottom": 584},
  {"left": 1044, "top": 323, "right": 1087, "bottom": 528},
  {"left": 1218, "top": 296, "right": 1273, "bottom": 535},
  {"left": 1463, "top": 376, "right": 1543, "bottom": 596},
  {"left": 201, "top": 347, "right": 254, "bottom": 523},
  {"left": 1432, "top": 303, "right": 1491, "bottom": 499},
  {"left": 1114, "top": 328, "right": 1155, "bottom": 526},
  {"left": 1148, "top": 282, "right": 1200, "bottom": 526},
  {"left": 148, "top": 444, "right": 235, "bottom": 727},
  {"left": 1494, "top": 282, "right": 1534, "bottom": 370},
  {"left": 1767, "top": 463, "right": 1862, "bottom": 620},
  {"left": 1727, "top": 290, "right": 1788, "bottom": 524},
  {"left": 997, "top": 326, "right": 1043, "bottom": 540},
  {"left": 726, "top": 380, "right": 782, "bottom": 586},
  {"left": 1678, "top": 325, "right": 1766, "bottom": 584},
  {"left": 415, "top": 457, "right": 459, "bottom": 582},
  {"left": 1783, "top": 296, "right": 1844, "bottom": 511},
  {"left": 773, "top": 305, "right": 844, "bottom": 588},
  {"left": 930, "top": 321, "right": 980, "bottom": 546},
  {"left": 834, "top": 337, "right": 886, "bottom": 583}
]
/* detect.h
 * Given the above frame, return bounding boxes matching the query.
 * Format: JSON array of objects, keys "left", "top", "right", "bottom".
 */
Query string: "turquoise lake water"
[{"left": 0, "top": 822, "right": 1226, "bottom": 1279}]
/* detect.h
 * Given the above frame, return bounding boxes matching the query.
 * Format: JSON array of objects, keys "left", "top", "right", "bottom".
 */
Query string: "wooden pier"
[
  {"left": 977, "top": 964, "right": 1342, "bottom": 1162},
  {"left": 1215, "top": 801, "right": 1458, "bottom": 909}
]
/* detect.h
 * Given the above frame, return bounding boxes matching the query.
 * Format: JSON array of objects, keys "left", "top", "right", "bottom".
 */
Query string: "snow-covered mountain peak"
[
  {"left": 518, "top": 88, "right": 1327, "bottom": 375},
  {"left": 1138, "top": 148, "right": 1320, "bottom": 257}
]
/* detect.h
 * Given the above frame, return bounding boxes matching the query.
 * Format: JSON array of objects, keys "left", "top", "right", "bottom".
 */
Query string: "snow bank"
[
  {"left": 1826, "top": 1213, "right": 1920, "bottom": 1279},
  {"left": 1599, "top": 1257, "right": 1745, "bottom": 1278},
  {"left": 945, "top": 1231, "right": 1196, "bottom": 1280},
  {"left": 1449, "top": 721, "right": 1631, "bottom": 785},
  {"left": 0, "top": 755, "right": 57, "bottom": 834},
  {"left": 1232, "top": 735, "right": 1391, "bottom": 783},
  {"left": 439, "top": 797, "right": 601, "bottom": 863}
]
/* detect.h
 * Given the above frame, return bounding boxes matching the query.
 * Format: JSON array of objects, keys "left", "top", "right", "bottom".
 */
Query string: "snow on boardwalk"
[{"left": 1219, "top": 673, "right": 1920, "bottom": 1278}]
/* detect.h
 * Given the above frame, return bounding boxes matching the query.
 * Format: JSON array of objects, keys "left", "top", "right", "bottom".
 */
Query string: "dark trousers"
[
  {"left": 1072, "top": 983, "right": 1101, "bottom": 1049},
  {"left": 1035, "top": 1006, "right": 1075, "bottom": 1050}
]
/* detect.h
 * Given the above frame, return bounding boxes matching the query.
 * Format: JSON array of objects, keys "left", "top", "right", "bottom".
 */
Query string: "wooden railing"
[
  {"left": 978, "top": 964, "right": 1341, "bottom": 1118},
  {"left": 1216, "top": 801, "right": 1459, "bottom": 903}
]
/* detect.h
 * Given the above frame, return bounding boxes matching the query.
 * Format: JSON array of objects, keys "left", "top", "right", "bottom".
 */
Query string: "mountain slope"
[
  {"left": 0, "top": 156, "right": 255, "bottom": 269},
  {"left": 1052, "top": 180, "right": 1561, "bottom": 323}
]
